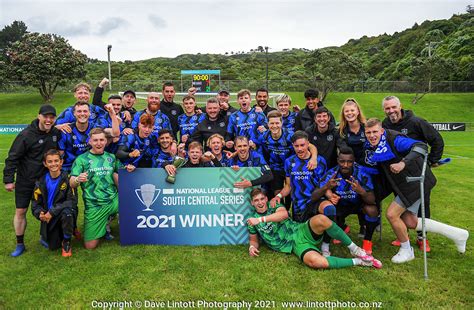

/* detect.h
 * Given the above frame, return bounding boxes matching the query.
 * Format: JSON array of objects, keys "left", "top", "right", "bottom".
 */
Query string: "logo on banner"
[{"left": 135, "top": 184, "right": 161, "bottom": 211}]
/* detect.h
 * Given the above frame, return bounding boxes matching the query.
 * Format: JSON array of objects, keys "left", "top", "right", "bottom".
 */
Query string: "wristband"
[{"left": 277, "top": 193, "right": 283, "bottom": 199}]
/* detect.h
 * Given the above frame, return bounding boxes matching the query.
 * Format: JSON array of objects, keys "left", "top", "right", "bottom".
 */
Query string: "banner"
[
  {"left": 118, "top": 167, "right": 261, "bottom": 246},
  {"left": 430, "top": 123, "right": 466, "bottom": 131},
  {"left": 0, "top": 124, "right": 27, "bottom": 134}
]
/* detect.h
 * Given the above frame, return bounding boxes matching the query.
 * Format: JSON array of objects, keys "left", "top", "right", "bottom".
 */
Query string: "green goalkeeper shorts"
[
  {"left": 292, "top": 220, "right": 323, "bottom": 260},
  {"left": 84, "top": 195, "right": 118, "bottom": 242}
]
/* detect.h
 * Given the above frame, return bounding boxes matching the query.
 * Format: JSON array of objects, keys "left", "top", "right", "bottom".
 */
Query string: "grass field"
[{"left": 0, "top": 92, "right": 473, "bottom": 309}]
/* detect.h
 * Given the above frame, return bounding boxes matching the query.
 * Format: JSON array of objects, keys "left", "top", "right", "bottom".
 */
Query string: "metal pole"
[
  {"left": 265, "top": 46, "right": 269, "bottom": 90},
  {"left": 107, "top": 45, "right": 112, "bottom": 91},
  {"left": 407, "top": 151, "right": 429, "bottom": 280}
]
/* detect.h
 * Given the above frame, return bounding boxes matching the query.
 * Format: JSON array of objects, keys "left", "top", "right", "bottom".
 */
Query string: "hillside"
[{"left": 85, "top": 14, "right": 474, "bottom": 84}]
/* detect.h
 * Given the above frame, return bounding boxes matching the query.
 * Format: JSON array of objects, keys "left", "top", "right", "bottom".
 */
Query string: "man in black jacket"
[
  {"left": 190, "top": 98, "right": 229, "bottom": 148},
  {"left": 382, "top": 95, "right": 445, "bottom": 251},
  {"left": 32, "top": 149, "right": 78, "bottom": 257},
  {"left": 295, "top": 89, "right": 335, "bottom": 131},
  {"left": 306, "top": 107, "right": 339, "bottom": 169},
  {"left": 3, "top": 104, "right": 61, "bottom": 257},
  {"left": 160, "top": 82, "right": 184, "bottom": 139},
  {"left": 364, "top": 118, "right": 468, "bottom": 264}
]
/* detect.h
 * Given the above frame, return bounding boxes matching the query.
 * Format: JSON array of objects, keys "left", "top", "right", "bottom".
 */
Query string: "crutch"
[{"left": 406, "top": 149, "right": 429, "bottom": 280}]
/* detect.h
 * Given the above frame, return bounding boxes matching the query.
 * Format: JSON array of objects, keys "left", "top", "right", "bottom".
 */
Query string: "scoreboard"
[
  {"left": 181, "top": 70, "right": 220, "bottom": 93},
  {"left": 192, "top": 74, "right": 211, "bottom": 93}
]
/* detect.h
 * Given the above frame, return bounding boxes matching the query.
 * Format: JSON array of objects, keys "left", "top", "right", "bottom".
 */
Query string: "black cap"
[
  {"left": 218, "top": 89, "right": 230, "bottom": 95},
  {"left": 123, "top": 90, "right": 136, "bottom": 98},
  {"left": 39, "top": 104, "right": 56, "bottom": 116}
]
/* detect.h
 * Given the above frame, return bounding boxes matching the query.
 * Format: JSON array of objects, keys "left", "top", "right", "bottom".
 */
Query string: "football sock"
[
  {"left": 364, "top": 215, "right": 379, "bottom": 241},
  {"left": 400, "top": 240, "right": 411, "bottom": 250},
  {"left": 16, "top": 235, "right": 24, "bottom": 244},
  {"left": 326, "top": 222, "right": 352, "bottom": 246},
  {"left": 326, "top": 256, "right": 355, "bottom": 269}
]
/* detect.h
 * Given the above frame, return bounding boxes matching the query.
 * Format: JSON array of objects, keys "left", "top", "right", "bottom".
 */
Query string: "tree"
[
  {"left": 303, "top": 48, "right": 365, "bottom": 101},
  {"left": 7, "top": 32, "right": 87, "bottom": 102},
  {"left": 408, "top": 55, "right": 456, "bottom": 103},
  {"left": 0, "top": 21, "right": 28, "bottom": 61}
]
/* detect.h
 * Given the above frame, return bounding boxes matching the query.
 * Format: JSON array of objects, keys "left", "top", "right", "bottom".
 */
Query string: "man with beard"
[
  {"left": 4, "top": 104, "right": 61, "bottom": 257},
  {"left": 312, "top": 148, "right": 379, "bottom": 256},
  {"left": 217, "top": 89, "right": 237, "bottom": 118},
  {"left": 92, "top": 78, "right": 137, "bottom": 125},
  {"left": 306, "top": 107, "right": 339, "bottom": 169},
  {"left": 132, "top": 92, "right": 172, "bottom": 148},
  {"left": 254, "top": 88, "right": 276, "bottom": 116},
  {"left": 190, "top": 98, "right": 229, "bottom": 148},
  {"left": 295, "top": 89, "right": 335, "bottom": 131},
  {"left": 152, "top": 129, "right": 176, "bottom": 168},
  {"left": 160, "top": 82, "right": 184, "bottom": 139},
  {"left": 382, "top": 95, "right": 445, "bottom": 252},
  {"left": 364, "top": 118, "right": 468, "bottom": 263}
]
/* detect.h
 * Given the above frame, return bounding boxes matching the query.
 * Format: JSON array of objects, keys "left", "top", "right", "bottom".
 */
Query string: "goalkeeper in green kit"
[
  {"left": 70, "top": 128, "right": 120, "bottom": 249},
  {"left": 247, "top": 188, "right": 382, "bottom": 269}
]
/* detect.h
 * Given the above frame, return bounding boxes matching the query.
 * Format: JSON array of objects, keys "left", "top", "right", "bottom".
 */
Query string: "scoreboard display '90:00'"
[{"left": 193, "top": 74, "right": 210, "bottom": 81}]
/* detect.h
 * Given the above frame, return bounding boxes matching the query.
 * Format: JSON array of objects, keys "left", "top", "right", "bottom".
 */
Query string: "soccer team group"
[{"left": 3, "top": 78, "right": 469, "bottom": 270}]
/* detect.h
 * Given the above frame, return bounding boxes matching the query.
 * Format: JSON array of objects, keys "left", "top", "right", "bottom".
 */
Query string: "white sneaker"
[
  {"left": 350, "top": 246, "right": 368, "bottom": 259},
  {"left": 322, "top": 249, "right": 331, "bottom": 257},
  {"left": 454, "top": 230, "right": 469, "bottom": 254},
  {"left": 391, "top": 247, "right": 415, "bottom": 264}
]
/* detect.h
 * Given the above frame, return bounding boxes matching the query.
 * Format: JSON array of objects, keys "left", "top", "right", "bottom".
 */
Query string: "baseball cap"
[
  {"left": 123, "top": 90, "right": 136, "bottom": 98},
  {"left": 218, "top": 89, "right": 230, "bottom": 95},
  {"left": 39, "top": 104, "right": 57, "bottom": 116}
]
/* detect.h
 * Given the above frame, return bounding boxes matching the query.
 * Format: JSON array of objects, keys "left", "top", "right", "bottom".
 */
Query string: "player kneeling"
[
  {"left": 247, "top": 188, "right": 382, "bottom": 269},
  {"left": 32, "top": 150, "right": 78, "bottom": 257}
]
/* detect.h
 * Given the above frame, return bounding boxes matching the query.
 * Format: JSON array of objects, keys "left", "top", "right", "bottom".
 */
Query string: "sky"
[{"left": 0, "top": 0, "right": 470, "bottom": 61}]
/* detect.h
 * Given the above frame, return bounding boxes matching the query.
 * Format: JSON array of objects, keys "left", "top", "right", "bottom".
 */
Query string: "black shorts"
[
  {"left": 269, "top": 170, "right": 285, "bottom": 193},
  {"left": 336, "top": 203, "right": 364, "bottom": 219},
  {"left": 15, "top": 186, "right": 35, "bottom": 209}
]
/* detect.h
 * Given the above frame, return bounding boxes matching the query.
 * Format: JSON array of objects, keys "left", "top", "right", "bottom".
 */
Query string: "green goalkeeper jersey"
[
  {"left": 246, "top": 203, "right": 300, "bottom": 254},
  {"left": 71, "top": 151, "right": 120, "bottom": 208}
]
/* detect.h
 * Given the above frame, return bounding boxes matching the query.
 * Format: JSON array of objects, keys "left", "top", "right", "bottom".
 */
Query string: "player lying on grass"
[
  {"left": 32, "top": 149, "right": 78, "bottom": 257},
  {"left": 247, "top": 188, "right": 382, "bottom": 270}
]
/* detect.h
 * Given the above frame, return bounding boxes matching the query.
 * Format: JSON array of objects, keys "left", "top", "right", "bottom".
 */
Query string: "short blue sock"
[{"left": 324, "top": 204, "right": 336, "bottom": 216}]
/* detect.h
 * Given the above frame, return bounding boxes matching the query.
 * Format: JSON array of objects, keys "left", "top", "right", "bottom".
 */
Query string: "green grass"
[{"left": 0, "top": 92, "right": 473, "bottom": 308}]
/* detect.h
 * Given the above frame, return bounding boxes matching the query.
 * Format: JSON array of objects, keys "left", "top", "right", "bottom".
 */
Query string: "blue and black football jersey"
[
  {"left": 227, "top": 108, "right": 267, "bottom": 142},
  {"left": 282, "top": 112, "right": 298, "bottom": 132},
  {"left": 257, "top": 129, "right": 294, "bottom": 171},
  {"left": 132, "top": 110, "right": 172, "bottom": 144},
  {"left": 56, "top": 105, "right": 106, "bottom": 125},
  {"left": 151, "top": 148, "right": 174, "bottom": 168},
  {"left": 58, "top": 122, "right": 94, "bottom": 171},
  {"left": 178, "top": 113, "right": 206, "bottom": 141},
  {"left": 98, "top": 112, "right": 131, "bottom": 132},
  {"left": 319, "top": 163, "right": 374, "bottom": 207},
  {"left": 118, "top": 133, "right": 152, "bottom": 166},
  {"left": 284, "top": 154, "right": 327, "bottom": 219},
  {"left": 228, "top": 150, "right": 270, "bottom": 174}
]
